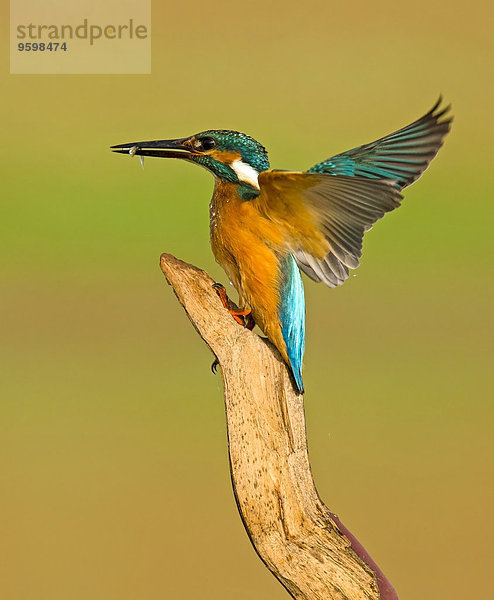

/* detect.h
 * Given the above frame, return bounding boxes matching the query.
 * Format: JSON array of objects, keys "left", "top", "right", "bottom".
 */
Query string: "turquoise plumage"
[
  {"left": 308, "top": 98, "right": 450, "bottom": 189},
  {"left": 278, "top": 253, "right": 306, "bottom": 392}
]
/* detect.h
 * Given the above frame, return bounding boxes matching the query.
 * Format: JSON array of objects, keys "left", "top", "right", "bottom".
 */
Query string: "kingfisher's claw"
[{"left": 212, "top": 282, "right": 253, "bottom": 327}]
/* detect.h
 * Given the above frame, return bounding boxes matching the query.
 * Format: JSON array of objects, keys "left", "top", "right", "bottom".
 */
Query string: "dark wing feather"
[
  {"left": 308, "top": 98, "right": 452, "bottom": 189},
  {"left": 257, "top": 171, "right": 403, "bottom": 288}
]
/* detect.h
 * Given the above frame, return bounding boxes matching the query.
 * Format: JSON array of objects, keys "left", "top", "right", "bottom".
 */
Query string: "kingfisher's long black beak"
[{"left": 110, "top": 137, "right": 193, "bottom": 159}]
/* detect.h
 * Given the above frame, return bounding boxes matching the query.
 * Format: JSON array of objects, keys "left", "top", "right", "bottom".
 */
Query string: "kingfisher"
[{"left": 111, "top": 98, "right": 452, "bottom": 394}]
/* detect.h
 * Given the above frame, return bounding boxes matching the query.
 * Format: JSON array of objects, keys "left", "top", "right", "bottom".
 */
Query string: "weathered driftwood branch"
[{"left": 160, "top": 253, "right": 398, "bottom": 600}]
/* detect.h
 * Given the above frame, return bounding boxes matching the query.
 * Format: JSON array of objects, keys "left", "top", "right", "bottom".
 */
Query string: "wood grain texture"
[{"left": 159, "top": 253, "right": 399, "bottom": 600}]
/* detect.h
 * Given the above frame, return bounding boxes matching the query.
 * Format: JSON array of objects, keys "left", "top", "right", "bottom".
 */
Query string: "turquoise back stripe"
[{"left": 278, "top": 254, "right": 305, "bottom": 393}]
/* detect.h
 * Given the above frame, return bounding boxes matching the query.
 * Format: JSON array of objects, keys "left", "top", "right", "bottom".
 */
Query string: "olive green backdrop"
[{"left": 2, "top": 1, "right": 493, "bottom": 598}]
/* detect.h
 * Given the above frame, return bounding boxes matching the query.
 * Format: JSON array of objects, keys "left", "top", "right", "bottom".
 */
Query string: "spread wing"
[
  {"left": 308, "top": 98, "right": 452, "bottom": 189},
  {"left": 256, "top": 171, "right": 403, "bottom": 287}
]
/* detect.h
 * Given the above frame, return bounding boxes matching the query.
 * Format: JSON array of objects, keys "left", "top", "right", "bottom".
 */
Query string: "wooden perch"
[{"left": 160, "top": 253, "right": 399, "bottom": 600}]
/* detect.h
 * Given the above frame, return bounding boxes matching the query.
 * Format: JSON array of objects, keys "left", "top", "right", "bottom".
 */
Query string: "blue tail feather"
[{"left": 278, "top": 254, "right": 305, "bottom": 393}]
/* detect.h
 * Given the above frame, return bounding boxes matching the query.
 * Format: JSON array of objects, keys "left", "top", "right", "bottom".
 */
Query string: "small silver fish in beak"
[{"left": 127, "top": 145, "right": 144, "bottom": 169}]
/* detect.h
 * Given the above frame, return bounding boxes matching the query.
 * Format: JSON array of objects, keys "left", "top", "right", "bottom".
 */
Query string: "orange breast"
[{"left": 209, "top": 181, "right": 289, "bottom": 362}]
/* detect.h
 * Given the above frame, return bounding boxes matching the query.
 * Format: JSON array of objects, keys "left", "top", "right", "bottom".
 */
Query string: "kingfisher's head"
[{"left": 111, "top": 130, "right": 269, "bottom": 199}]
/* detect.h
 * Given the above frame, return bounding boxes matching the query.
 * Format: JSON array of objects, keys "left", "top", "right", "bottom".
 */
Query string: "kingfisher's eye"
[{"left": 195, "top": 136, "right": 216, "bottom": 151}]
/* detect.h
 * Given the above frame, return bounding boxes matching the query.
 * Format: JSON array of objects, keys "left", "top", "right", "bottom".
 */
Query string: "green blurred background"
[{"left": 2, "top": 1, "right": 493, "bottom": 598}]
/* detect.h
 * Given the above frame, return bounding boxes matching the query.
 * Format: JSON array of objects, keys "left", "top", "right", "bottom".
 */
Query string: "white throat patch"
[{"left": 231, "top": 159, "right": 260, "bottom": 189}]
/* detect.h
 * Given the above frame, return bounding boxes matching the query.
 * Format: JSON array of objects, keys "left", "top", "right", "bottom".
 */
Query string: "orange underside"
[{"left": 209, "top": 179, "right": 327, "bottom": 364}]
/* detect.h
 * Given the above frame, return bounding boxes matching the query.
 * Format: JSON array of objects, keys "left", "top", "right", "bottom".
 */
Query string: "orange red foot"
[{"left": 212, "top": 283, "right": 255, "bottom": 330}]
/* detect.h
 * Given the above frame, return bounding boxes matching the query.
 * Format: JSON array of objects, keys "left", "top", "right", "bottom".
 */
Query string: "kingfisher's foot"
[
  {"left": 245, "top": 313, "right": 256, "bottom": 330},
  {"left": 212, "top": 283, "right": 254, "bottom": 327},
  {"left": 211, "top": 357, "right": 219, "bottom": 374}
]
